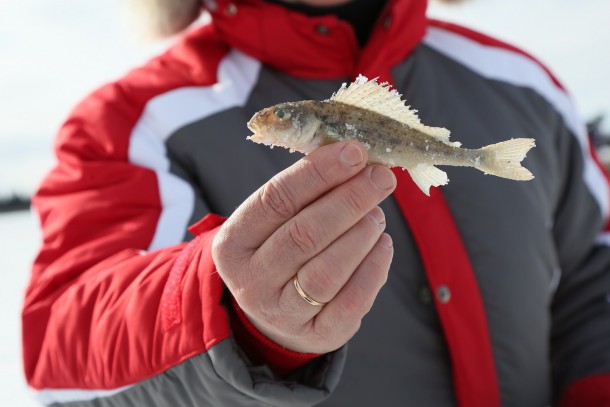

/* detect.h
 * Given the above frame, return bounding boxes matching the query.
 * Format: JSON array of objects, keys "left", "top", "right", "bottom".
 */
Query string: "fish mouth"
[
  {"left": 246, "top": 114, "right": 258, "bottom": 133},
  {"left": 246, "top": 115, "right": 263, "bottom": 142},
  {"left": 247, "top": 132, "right": 266, "bottom": 143}
]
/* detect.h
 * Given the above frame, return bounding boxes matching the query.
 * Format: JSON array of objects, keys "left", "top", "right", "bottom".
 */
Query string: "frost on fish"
[
  {"left": 330, "top": 75, "right": 460, "bottom": 148},
  {"left": 247, "top": 75, "right": 536, "bottom": 196}
]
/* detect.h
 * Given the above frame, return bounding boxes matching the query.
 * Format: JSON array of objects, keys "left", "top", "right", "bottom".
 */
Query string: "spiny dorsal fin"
[{"left": 329, "top": 75, "right": 459, "bottom": 146}]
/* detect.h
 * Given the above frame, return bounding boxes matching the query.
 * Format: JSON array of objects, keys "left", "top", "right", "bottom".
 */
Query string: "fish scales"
[
  {"left": 247, "top": 75, "right": 535, "bottom": 196},
  {"left": 314, "top": 100, "right": 477, "bottom": 169}
]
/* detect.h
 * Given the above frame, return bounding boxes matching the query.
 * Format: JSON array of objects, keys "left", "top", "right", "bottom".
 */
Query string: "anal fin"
[{"left": 407, "top": 163, "right": 449, "bottom": 196}]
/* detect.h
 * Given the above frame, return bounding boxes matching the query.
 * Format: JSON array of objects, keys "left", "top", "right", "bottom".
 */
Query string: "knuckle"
[
  {"left": 373, "top": 259, "right": 390, "bottom": 286},
  {"left": 234, "top": 291, "right": 254, "bottom": 312},
  {"left": 378, "top": 267, "right": 390, "bottom": 286},
  {"left": 303, "top": 159, "right": 332, "bottom": 188},
  {"left": 211, "top": 223, "right": 253, "bottom": 264},
  {"left": 211, "top": 230, "right": 253, "bottom": 288},
  {"left": 228, "top": 276, "right": 257, "bottom": 306},
  {"left": 338, "top": 319, "right": 361, "bottom": 340},
  {"left": 259, "top": 299, "right": 301, "bottom": 334},
  {"left": 287, "top": 219, "right": 318, "bottom": 254},
  {"left": 306, "top": 251, "right": 344, "bottom": 291},
  {"left": 277, "top": 290, "right": 301, "bottom": 315},
  {"left": 311, "top": 323, "right": 330, "bottom": 340},
  {"left": 261, "top": 178, "right": 298, "bottom": 218},
  {"left": 311, "top": 317, "right": 334, "bottom": 339},
  {"left": 313, "top": 316, "right": 360, "bottom": 343},
  {"left": 338, "top": 289, "right": 369, "bottom": 316},
  {"left": 301, "top": 265, "right": 334, "bottom": 300},
  {"left": 238, "top": 288, "right": 281, "bottom": 325},
  {"left": 212, "top": 235, "right": 234, "bottom": 280},
  {"left": 343, "top": 186, "right": 369, "bottom": 215},
  {"left": 367, "top": 250, "right": 392, "bottom": 285},
  {"left": 211, "top": 229, "right": 229, "bottom": 261},
  {"left": 236, "top": 285, "right": 257, "bottom": 307}
]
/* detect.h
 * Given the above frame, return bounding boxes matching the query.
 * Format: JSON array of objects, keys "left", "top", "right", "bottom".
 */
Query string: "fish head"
[{"left": 247, "top": 102, "right": 321, "bottom": 153}]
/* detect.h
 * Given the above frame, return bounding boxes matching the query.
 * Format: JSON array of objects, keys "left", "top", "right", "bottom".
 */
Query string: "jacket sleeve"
[
  {"left": 550, "top": 118, "right": 610, "bottom": 406},
  {"left": 22, "top": 83, "right": 345, "bottom": 407}
]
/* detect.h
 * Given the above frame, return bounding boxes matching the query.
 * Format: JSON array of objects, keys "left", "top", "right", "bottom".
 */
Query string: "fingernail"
[
  {"left": 369, "top": 206, "right": 385, "bottom": 225},
  {"left": 340, "top": 142, "right": 364, "bottom": 167},
  {"left": 379, "top": 233, "right": 393, "bottom": 248},
  {"left": 370, "top": 166, "right": 396, "bottom": 190}
]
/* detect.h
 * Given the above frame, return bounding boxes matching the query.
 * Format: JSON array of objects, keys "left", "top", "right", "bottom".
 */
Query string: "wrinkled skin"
[{"left": 212, "top": 142, "right": 396, "bottom": 353}]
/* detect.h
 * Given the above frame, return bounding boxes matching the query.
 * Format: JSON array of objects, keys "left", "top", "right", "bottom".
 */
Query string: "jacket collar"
[{"left": 206, "top": 0, "right": 428, "bottom": 79}]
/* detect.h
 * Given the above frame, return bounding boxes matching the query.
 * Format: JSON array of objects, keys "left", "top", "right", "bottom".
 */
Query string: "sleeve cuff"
[{"left": 229, "top": 296, "right": 320, "bottom": 376}]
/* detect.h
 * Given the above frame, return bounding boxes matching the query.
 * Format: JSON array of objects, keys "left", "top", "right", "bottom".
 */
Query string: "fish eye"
[{"left": 275, "top": 108, "right": 291, "bottom": 121}]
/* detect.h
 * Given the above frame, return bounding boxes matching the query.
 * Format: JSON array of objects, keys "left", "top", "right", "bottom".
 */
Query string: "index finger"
[{"left": 218, "top": 141, "right": 368, "bottom": 251}]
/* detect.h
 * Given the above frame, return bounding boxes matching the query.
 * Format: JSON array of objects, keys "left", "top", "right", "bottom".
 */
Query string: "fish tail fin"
[
  {"left": 407, "top": 163, "right": 449, "bottom": 196},
  {"left": 477, "top": 138, "right": 536, "bottom": 180}
]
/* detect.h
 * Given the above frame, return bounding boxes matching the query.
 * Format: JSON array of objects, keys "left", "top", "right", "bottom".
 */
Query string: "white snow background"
[{"left": 0, "top": 0, "right": 608, "bottom": 405}]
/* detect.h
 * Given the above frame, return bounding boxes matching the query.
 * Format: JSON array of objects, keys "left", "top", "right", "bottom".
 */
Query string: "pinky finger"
[{"left": 313, "top": 233, "right": 394, "bottom": 341}]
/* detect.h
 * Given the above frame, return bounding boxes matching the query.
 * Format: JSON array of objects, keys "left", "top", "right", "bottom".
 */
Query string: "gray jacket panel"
[{"left": 50, "top": 340, "right": 345, "bottom": 407}]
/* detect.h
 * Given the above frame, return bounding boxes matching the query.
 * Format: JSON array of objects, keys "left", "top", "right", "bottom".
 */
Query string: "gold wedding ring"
[{"left": 293, "top": 274, "right": 328, "bottom": 306}]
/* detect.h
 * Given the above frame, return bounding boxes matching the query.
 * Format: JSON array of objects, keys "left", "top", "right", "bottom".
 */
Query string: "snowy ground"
[
  {"left": 0, "top": 212, "right": 40, "bottom": 406},
  {"left": 1, "top": 0, "right": 608, "bottom": 405}
]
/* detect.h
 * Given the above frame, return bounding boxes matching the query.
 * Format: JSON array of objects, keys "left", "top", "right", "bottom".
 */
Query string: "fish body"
[{"left": 247, "top": 75, "right": 535, "bottom": 195}]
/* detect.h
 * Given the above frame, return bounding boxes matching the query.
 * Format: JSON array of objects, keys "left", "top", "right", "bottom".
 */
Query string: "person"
[{"left": 21, "top": 0, "right": 610, "bottom": 406}]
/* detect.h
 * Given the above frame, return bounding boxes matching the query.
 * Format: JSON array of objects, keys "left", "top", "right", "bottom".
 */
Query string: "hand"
[{"left": 212, "top": 141, "right": 396, "bottom": 354}]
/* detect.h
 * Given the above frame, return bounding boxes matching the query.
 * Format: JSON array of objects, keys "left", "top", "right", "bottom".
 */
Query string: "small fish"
[{"left": 247, "top": 75, "right": 535, "bottom": 195}]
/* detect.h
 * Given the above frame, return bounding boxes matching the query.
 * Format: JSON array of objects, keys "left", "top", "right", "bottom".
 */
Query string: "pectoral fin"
[{"left": 407, "top": 163, "right": 449, "bottom": 196}]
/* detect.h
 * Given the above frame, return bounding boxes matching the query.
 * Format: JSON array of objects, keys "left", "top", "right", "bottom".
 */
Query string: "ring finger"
[{"left": 279, "top": 206, "right": 387, "bottom": 319}]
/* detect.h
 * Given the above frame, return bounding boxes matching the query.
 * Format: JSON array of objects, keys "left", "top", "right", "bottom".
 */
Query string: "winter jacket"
[{"left": 22, "top": 0, "right": 610, "bottom": 406}]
